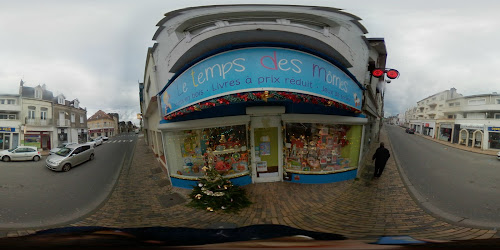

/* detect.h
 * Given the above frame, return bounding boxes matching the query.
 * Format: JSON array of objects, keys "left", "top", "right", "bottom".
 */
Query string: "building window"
[
  {"left": 449, "top": 103, "right": 454, "bottom": 107},
  {"left": 40, "top": 107, "right": 48, "bottom": 120},
  {"left": 35, "top": 89, "right": 42, "bottom": 99},
  {"left": 74, "top": 100, "right": 79, "bottom": 108},
  {"left": 440, "top": 95, "right": 444, "bottom": 100},
  {"left": 28, "top": 106, "right": 36, "bottom": 119},
  {"left": 448, "top": 115, "right": 453, "bottom": 119},
  {"left": 455, "top": 102, "right": 460, "bottom": 106},
  {"left": 495, "top": 113, "right": 500, "bottom": 119},
  {"left": 432, "top": 97, "right": 436, "bottom": 101},
  {"left": 58, "top": 96, "right": 65, "bottom": 104},
  {"left": 496, "top": 99, "right": 500, "bottom": 104},
  {"left": 71, "top": 113, "right": 75, "bottom": 123},
  {"left": 468, "top": 99, "right": 486, "bottom": 105},
  {"left": 0, "top": 99, "right": 4, "bottom": 104},
  {"left": 7, "top": 99, "right": 15, "bottom": 104},
  {"left": 80, "top": 115, "right": 84, "bottom": 123}
]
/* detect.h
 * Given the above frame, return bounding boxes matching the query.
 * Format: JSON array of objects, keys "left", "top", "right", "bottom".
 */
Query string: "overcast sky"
[{"left": 2, "top": 0, "right": 500, "bottom": 123}]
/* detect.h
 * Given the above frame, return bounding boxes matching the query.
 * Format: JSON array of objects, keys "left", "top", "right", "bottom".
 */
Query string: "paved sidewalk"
[{"left": 3, "top": 130, "right": 499, "bottom": 241}]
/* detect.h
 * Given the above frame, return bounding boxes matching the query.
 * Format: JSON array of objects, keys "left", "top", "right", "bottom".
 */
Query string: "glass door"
[{"left": 250, "top": 116, "right": 282, "bottom": 183}]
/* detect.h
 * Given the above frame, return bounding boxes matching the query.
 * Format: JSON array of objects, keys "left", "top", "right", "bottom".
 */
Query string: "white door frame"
[{"left": 250, "top": 115, "right": 283, "bottom": 183}]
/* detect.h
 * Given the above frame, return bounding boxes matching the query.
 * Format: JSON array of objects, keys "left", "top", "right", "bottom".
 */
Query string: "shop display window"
[
  {"left": 284, "top": 123, "right": 362, "bottom": 174},
  {"left": 164, "top": 124, "right": 250, "bottom": 179}
]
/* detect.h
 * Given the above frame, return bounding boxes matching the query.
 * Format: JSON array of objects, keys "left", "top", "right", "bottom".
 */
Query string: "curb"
[
  {"left": 0, "top": 135, "right": 139, "bottom": 236},
  {"left": 386, "top": 125, "right": 500, "bottom": 231}
]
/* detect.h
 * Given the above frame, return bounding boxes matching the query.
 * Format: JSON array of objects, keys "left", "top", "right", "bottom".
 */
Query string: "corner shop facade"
[{"left": 141, "top": 5, "right": 387, "bottom": 188}]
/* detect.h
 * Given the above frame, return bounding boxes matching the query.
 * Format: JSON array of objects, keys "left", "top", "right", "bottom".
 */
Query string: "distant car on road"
[
  {"left": 497, "top": 151, "right": 500, "bottom": 160},
  {"left": 49, "top": 142, "right": 77, "bottom": 155},
  {"left": 46, "top": 144, "right": 95, "bottom": 172},
  {"left": 405, "top": 128, "right": 415, "bottom": 134},
  {"left": 0, "top": 146, "right": 41, "bottom": 162}
]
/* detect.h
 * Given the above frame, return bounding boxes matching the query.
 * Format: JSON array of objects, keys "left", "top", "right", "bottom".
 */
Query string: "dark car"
[{"left": 408, "top": 128, "right": 415, "bottom": 134}]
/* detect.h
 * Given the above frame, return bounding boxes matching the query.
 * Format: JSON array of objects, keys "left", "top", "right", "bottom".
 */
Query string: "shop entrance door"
[{"left": 250, "top": 116, "right": 282, "bottom": 183}]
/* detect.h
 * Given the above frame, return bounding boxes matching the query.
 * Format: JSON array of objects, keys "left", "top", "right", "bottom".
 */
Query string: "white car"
[
  {"left": 0, "top": 146, "right": 41, "bottom": 162},
  {"left": 497, "top": 151, "right": 500, "bottom": 160},
  {"left": 49, "top": 142, "right": 77, "bottom": 155},
  {"left": 90, "top": 137, "right": 103, "bottom": 146}
]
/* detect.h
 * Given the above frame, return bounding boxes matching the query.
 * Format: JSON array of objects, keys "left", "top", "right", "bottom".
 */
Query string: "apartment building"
[
  {"left": 53, "top": 95, "right": 88, "bottom": 145},
  {"left": 409, "top": 88, "right": 462, "bottom": 138},
  {"left": 439, "top": 93, "right": 500, "bottom": 150},
  {"left": 0, "top": 94, "right": 22, "bottom": 149}
]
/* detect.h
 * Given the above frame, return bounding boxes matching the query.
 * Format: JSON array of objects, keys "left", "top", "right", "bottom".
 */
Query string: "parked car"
[
  {"left": 0, "top": 146, "right": 41, "bottom": 162},
  {"left": 405, "top": 128, "right": 415, "bottom": 134},
  {"left": 497, "top": 151, "right": 500, "bottom": 160},
  {"left": 46, "top": 144, "right": 95, "bottom": 172},
  {"left": 101, "top": 136, "right": 109, "bottom": 141},
  {"left": 90, "top": 137, "right": 103, "bottom": 146},
  {"left": 49, "top": 142, "right": 77, "bottom": 155}
]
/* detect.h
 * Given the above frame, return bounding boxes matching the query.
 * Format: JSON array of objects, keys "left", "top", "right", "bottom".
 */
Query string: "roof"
[
  {"left": 21, "top": 85, "right": 54, "bottom": 101},
  {"left": 446, "top": 93, "right": 500, "bottom": 101},
  {"left": 88, "top": 110, "right": 114, "bottom": 121}
]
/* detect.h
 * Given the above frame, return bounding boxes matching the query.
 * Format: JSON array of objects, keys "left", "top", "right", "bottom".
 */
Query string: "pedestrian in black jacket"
[{"left": 372, "top": 142, "right": 390, "bottom": 177}]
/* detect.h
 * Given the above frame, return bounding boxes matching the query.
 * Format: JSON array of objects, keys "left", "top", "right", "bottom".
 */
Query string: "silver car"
[
  {"left": 0, "top": 146, "right": 41, "bottom": 162},
  {"left": 46, "top": 144, "right": 95, "bottom": 172}
]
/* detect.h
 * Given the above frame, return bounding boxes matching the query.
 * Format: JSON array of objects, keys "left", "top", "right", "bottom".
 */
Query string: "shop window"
[
  {"left": 80, "top": 115, "right": 84, "bottom": 123},
  {"left": 164, "top": 125, "right": 249, "bottom": 178},
  {"left": 284, "top": 123, "right": 362, "bottom": 173}
]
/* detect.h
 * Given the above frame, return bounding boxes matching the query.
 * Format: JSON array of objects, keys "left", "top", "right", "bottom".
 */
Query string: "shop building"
[
  {"left": 140, "top": 5, "right": 390, "bottom": 188},
  {"left": 0, "top": 94, "right": 22, "bottom": 149},
  {"left": 20, "top": 83, "right": 55, "bottom": 150},
  {"left": 88, "top": 110, "right": 118, "bottom": 138},
  {"left": 53, "top": 95, "right": 88, "bottom": 145}
]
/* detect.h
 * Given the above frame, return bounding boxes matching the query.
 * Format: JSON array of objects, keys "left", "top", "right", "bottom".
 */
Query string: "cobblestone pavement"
[{"left": 2, "top": 128, "right": 499, "bottom": 241}]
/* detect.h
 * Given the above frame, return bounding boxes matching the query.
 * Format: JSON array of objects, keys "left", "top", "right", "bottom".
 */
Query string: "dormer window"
[
  {"left": 35, "top": 89, "right": 42, "bottom": 99},
  {"left": 58, "top": 96, "right": 65, "bottom": 105},
  {"left": 74, "top": 99, "right": 79, "bottom": 108}
]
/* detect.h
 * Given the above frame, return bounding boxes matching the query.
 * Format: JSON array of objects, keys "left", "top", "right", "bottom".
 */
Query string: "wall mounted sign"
[
  {"left": 159, "top": 47, "right": 362, "bottom": 117},
  {"left": 0, "top": 127, "right": 15, "bottom": 132},
  {"left": 488, "top": 127, "right": 500, "bottom": 132}
]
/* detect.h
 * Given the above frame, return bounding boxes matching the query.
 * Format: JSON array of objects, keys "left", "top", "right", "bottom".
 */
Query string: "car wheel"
[
  {"left": 33, "top": 155, "right": 41, "bottom": 162},
  {"left": 89, "top": 153, "right": 94, "bottom": 161},
  {"left": 2, "top": 156, "right": 10, "bottom": 162},
  {"left": 62, "top": 163, "right": 71, "bottom": 172}
]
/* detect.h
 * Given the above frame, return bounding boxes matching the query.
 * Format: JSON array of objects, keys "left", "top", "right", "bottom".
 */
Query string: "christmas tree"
[{"left": 188, "top": 166, "right": 251, "bottom": 213}]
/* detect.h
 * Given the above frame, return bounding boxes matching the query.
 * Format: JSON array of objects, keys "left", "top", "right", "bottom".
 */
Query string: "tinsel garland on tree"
[
  {"left": 164, "top": 91, "right": 361, "bottom": 120},
  {"left": 188, "top": 166, "right": 252, "bottom": 213}
]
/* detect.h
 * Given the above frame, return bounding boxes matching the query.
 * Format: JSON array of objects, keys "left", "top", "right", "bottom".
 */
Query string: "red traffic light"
[
  {"left": 386, "top": 69, "right": 400, "bottom": 79},
  {"left": 371, "top": 69, "right": 385, "bottom": 78}
]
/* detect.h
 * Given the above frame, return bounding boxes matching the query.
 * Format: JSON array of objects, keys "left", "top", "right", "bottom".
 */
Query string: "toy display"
[
  {"left": 176, "top": 125, "right": 249, "bottom": 176},
  {"left": 284, "top": 123, "right": 353, "bottom": 173}
]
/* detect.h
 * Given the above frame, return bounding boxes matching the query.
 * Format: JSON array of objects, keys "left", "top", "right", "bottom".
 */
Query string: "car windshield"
[{"left": 55, "top": 148, "right": 72, "bottom": 157}]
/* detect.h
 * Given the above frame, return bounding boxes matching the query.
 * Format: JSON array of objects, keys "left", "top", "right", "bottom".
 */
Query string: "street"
[
  {"left": 386, "top": 125, "right": 500, "bottom": 224},
  {"left": 0, "top": 133, "right": 137, "bottom": 229}
]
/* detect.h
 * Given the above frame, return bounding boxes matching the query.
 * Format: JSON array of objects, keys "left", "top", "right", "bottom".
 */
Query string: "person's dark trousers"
[{"left": 374, "top": 164, "right": 385, "bottom": 177}]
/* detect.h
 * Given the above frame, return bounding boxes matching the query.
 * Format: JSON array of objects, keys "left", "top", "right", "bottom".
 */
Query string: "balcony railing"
[
  {"left": 56, "top": 119, "right": 70, "bottom": 127},
  {"left": 25, "top": 117, "right": 53, "bottom": 126}
]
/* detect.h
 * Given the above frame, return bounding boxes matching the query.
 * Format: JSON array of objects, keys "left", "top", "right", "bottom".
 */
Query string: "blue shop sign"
[
  {"left": 0, "top": 127, "right": 15, "bottom": 132},
  {"left": 488, "top": 127, "right": 500, "bottom": 132},
  {"left": 159, "top": 47, "right": 362, "bottom": 117}
]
